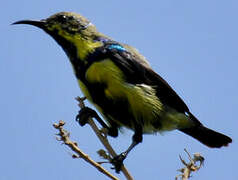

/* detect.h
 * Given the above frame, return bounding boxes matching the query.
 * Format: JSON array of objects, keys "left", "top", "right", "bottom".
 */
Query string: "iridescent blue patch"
[{"left": 108, "top": 44, "right": 126, "bottom": 51}]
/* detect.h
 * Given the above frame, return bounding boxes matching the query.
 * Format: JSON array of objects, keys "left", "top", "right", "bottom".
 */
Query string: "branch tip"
[{"left": 176, "top": 149, "right": 205, "bottom": 180}]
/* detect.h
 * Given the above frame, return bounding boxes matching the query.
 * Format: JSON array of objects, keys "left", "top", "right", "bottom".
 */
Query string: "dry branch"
[
  {"left": 53, "top": 120, "right": 119, "bottom": 180},
  {"left": 175, "top": 149, "right": 204, "bottom": 180}
]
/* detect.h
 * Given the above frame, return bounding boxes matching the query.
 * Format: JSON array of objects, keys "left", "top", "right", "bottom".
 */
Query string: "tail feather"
[
  {"left": 180, "top": 125, "right": 232, "bottom": 148},
  {"left": 180, "top": 112, "right": 232, "bottom": 148}
]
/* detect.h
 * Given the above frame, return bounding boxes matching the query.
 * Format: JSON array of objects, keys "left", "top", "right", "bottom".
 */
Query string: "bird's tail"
[{"left": 179, "top": 113, "right": 232, "bottom": 148}]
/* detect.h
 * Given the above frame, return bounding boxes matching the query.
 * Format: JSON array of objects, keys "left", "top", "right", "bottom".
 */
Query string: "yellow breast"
[{"left": 85, "top": 59, "right": 164, "bottom": 132}]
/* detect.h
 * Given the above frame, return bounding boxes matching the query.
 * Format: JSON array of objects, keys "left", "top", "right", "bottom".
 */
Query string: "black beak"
[{"left": 12, "top": 20, "right": 46, "bottom": 29}]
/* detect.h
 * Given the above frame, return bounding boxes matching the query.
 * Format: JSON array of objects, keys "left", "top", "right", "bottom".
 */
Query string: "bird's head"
[{"left": 13, "top": 12, "right": 104, "bottom": 60}]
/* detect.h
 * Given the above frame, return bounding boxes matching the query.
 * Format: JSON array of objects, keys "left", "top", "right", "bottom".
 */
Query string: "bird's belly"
[
  {"left": 78, "top": 59, "right": 183, "bottom": 133},
  {"left": 78, "top": 79, "right": 168, "bottom": 133}
]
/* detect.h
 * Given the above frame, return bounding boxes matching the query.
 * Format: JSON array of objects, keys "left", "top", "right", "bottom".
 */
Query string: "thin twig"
[
  {"left": 75, "top": 96, "right": 134, "bottom": 180},
  {"left": 53, "top": 120, "right": 119, "bottom": 180},
  {"left": 175, "top": 148, "right": 204, "bottom": 180}
]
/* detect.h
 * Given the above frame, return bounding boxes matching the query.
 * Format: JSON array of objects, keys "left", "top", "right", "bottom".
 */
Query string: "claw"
[
  {"left": 76, "top": 107, "right": 97, "bottom": 126},
  {"left": 111, "top": 153, "right": 126, "bottom": 173}
]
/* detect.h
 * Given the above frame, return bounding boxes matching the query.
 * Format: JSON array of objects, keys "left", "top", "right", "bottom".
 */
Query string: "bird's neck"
[
  {"left": 65, "top": 34, "right": 103, "bottom": 61},
  {"left": 48, "top": 28, "right": 103, "bottom": 61}
]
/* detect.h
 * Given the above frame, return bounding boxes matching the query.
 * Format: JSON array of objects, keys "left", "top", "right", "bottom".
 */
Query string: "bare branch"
[
  {"left": 53, "top": 120, "right": 119, "bottom": 180},
  {"left": 175, "top": 148, "right": 204, "bottom": 180}
]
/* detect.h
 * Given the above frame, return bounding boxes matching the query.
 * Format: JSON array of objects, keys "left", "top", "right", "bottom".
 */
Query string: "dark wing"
[{"left": 105, "top": 45, "right": 189, "bottom": 114}]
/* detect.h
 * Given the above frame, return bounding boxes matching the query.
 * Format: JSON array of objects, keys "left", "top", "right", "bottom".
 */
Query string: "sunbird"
[{"left": 13, "top": 12, "right": 232, "bottom": 172}]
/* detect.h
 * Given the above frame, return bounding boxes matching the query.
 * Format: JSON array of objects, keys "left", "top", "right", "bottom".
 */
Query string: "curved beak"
[{"left": 12, "top": 20, "right": 46, "bottom": 29}]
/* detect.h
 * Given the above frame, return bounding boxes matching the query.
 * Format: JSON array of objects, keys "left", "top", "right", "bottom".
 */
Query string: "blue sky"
[{"left": 1, "top": 0, "right": 237, "bottom": 180}]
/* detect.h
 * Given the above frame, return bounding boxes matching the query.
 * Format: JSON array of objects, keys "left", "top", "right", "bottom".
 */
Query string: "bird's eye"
[{"left": 57, "top": 15, "right": 67, "bottom": 23}]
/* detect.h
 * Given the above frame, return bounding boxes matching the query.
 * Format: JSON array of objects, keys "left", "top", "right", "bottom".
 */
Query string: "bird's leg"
[
  {"left": 111, "top": 125, "right": 143, "bottom": 173},
  {"left": 76, "top": 107, "right": 118, "bottom": 137}
]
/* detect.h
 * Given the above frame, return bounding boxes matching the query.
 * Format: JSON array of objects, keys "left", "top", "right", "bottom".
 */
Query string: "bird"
[{"left": 13, "top": 12, "right": 232, "bottom": 172}]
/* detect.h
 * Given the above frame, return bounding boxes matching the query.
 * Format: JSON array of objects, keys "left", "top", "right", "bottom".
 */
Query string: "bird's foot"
[
  {"left": 75, "top": 107, "right": 97, "bottom": 126},
  {"left": 111, "top": 152, "right": 126, "bottom": 173}
]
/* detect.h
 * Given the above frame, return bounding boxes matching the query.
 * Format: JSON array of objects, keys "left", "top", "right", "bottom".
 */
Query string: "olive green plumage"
[{"left": 13, "top": 12, "right": 232, "bottom": 163}]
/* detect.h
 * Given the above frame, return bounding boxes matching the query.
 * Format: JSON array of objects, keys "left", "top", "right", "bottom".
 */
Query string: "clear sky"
[{"left": 1, "top": 0, "right": 237, "bottom": 180}]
